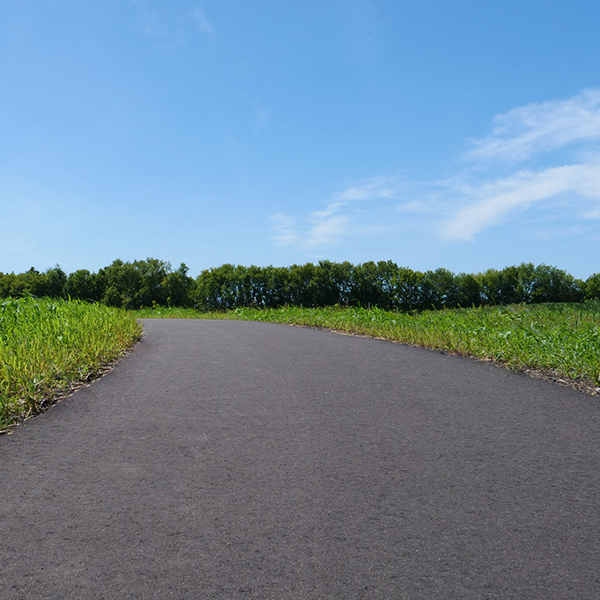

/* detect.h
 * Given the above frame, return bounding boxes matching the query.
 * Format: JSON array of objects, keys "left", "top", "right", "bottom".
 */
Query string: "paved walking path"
[{"left": 2, "top": 319, "right": 600, "bottom": 599}]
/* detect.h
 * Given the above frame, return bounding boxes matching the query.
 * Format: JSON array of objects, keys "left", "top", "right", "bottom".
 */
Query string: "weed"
[{"left": 0, "top": 297, "right": 142, "bottom": 429}]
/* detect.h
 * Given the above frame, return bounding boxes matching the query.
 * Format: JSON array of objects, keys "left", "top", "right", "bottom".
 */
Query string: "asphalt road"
[{"left": 2, "top": 319, "right": 600, "bottom": 599}]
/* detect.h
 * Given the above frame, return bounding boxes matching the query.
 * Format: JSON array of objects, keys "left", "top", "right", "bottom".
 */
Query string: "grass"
[
  {"left": 4, "top": 298, "right": 596, "bottom": 431},
  {"left": 1, "top": 297, "right": 142, "bottom": 430},
  {"left": 136, "top": 302, "right": 600, "bottom": 394}
]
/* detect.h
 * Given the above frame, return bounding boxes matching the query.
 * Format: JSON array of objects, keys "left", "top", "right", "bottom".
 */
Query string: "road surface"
[{"left": 2, "top": 319, "right": 600, "bottom": 599}]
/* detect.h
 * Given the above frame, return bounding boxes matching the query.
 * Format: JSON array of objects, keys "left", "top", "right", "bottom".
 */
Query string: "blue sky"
[{"left": 2, "top": 0, "right": 600, "bottom": 278}]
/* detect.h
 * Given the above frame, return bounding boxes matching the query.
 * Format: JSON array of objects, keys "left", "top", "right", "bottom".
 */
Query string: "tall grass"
[
  {"left": 137, "top": 302, "right": 600, "bottom": 392},
  {"left": 1, "top": 297, "right": 142, "bottom": 429}
]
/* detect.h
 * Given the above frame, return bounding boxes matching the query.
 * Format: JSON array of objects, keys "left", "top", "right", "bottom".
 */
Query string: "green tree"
[
  {"left": 351, "top": 261, "right": 399, "bottom": 309},
  {"left": 393, "top": 267, "right": 423, "bottom": 311},
  {"left": 286, "top": 263, "right": 318, "bottom": 307},
  {"left": 453, "top": 273, "right": 481, "bottom": 308},
  {"left": 313, "top": 260, "right": 354, "bottom": 306},
  {"left": 133, "top": 258, "right": 170, "bottom": 307},
  {"left": 98, "top": 258, "right": 170, "bottom": 308},
  {"left": 163, "top": 263, "right": 194, "bottom": 307},
  {"left": 99, "top": 259, "right": 143, "bottom": 308},
  {"left": 9, "top": 268, "right": 46, "bottom": 298},
  {"left": 263, "top": 266, "right": 291, "bottom": 308},
  {"left": 0, "top": 273, "right": 16, "bottom": 298},
  {"left": 195, "top": 264, "right": 238, "bottom": 310},
  {"left": 585, "top": 273, "right": 600, "bottom": 300},
  {"left": 530, "top": 264, "right": 584, "bottom": 303},
  {"left": 41, "top": 266, "right": 68, "bottom": 299},
  {"left": 66, "top": 269, "right": 103, "bottom": 302},
  {"left": 477, "top": 266, "right": 521, "bottom": 305},
  {"left": 419, "top": 268, "right": 456, "bottom": 309}
]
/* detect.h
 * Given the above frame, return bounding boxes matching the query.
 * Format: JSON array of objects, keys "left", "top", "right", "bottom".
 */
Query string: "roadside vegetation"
[
  {"left": 136, "top": 303, "right": 600, "bottom": 396},
  {"left": 2, "top": 258, "right": 600, "bottom": 311},
  {"left": 2, "top": 259, "right": 599, "bottom": 429},
  {"left": 0, "top": 297, "right": 142, "bottom": 430}
]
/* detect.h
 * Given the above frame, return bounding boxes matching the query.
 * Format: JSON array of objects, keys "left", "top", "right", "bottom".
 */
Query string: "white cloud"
[
  {"left": 442, "top": 162, "right": 600, "bottom": 240},
  {"left": 269, "top": 202, "right": 350, "bottom": 252},
  {"left": 307, "top": 204, "right": 350, "bottom": 247},
  {"left": 584, "top": 205, "right": 600, "bottom": 219},
  {"left": 268, "top": 90, "right": 600, "bottom": 258},
  {"left": 190, "top": 8, "right": 213, "bottom": 33},
  {"left": 131, "top": 0, "right": 169, "bottom": 37},
  {"left": 132, "top": 3, "right": 212, "bottom": 46},
  {"left": 440, "top": 89, "right": 600, "bottom": 240},
  {"left": 343, "top": 0, "right": 385, "bottom": 63},
  {"left": 466, "top": 88, "right": 600, "bottom": 163},
  {"left": 270, "top": 177, "right": 405, "bottom": 251},
  {"left": 254, "top": 105, "right": 271, "bottom": 134},
  {"left": 270, "top": 213, "right": 301, "bottom": 248},
  {"left": 337, "top": 176, "right": 397, "bottom": 201},
  {"left": 396, "top": 200, "right": 429, "bottom": 213},
  {"left": 270, "top": 203, "right": 351, "bottom": 251}
]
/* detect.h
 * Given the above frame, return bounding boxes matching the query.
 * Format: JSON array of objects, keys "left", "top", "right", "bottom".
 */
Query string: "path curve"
[{"left": 2, "top": 319, "right": 600, "bottom": 599}]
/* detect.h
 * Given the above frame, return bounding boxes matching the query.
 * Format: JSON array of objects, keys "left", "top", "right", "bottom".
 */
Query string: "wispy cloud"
[
  {"left": 131, "top": 0, "right": 169, "bottom": 37},
  {"left": 343, "top": 0, "right": 385, "bottom": 63},
  {"left": 465, "top": 88, "right": 600, "bottom": 163},
  {"left": 442, "top": 88, "right": 600, "bottom": 240},
  {"left": 254, "top": 105, "right": 271, "bottom": 134},
  {"left": 190, "top": 8, "right": 213, "bottom": 33},
  {"left": 268, "top": 89, "right": 600, "bottom": 259},
  {"left": 270, "top": 214, "right": 301, "bottom": 248},
  {"left": 271, "top": 203, "right": 350, "bottom": 251},
  {"left": 442, "top": 161, "right": 600, "bottom": 240},
  {"left": 337, "top": 176, "right": 397, "bottom": 201},
  {"left": 308, "top": 203, "right": 349, "bottom": 247},
  {"left": 269, "top": 177, "right": 405, "bottom": 251},
  {"left": 131, "top": 2, "right": 213, "bottom": 46}
]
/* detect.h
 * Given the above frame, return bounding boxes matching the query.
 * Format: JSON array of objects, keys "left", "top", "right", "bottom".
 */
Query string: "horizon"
[{"left": 2, "top": 257, "right": 597, "bottom": 283}]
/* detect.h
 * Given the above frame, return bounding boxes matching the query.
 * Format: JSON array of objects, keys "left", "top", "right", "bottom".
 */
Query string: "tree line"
[{"left": 1, "top": 258, "right": 599, "bottom": 312}]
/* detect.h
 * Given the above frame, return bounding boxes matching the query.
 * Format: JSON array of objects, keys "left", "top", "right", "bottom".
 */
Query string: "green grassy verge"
[
  {"left": 136, "top": 303, "right": 600, "bottom": 394},
  {"left": 1, "top": 297, "right": 143, "bottom": 429}
]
